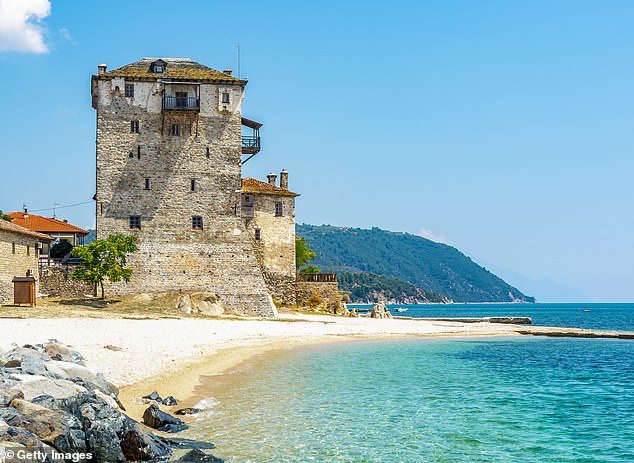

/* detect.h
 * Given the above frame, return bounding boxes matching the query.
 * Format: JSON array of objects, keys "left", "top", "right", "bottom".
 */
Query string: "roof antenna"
[
  {"left": 22, "top": 203, "right": 27, "bottom": 214},
  {"left": 237, "top": 43, "right": 241, "bottom": 79},
  {"left": 53, "top": 203, "right": 59, "bottom": 219}
]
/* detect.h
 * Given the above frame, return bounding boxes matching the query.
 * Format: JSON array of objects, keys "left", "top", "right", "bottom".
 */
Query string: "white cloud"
[
  {"left": 417, "top": 228, "right": 449, "bottom": 244},
  {"left": 0, "top": 0, "right": 51, "bottom": 53}
]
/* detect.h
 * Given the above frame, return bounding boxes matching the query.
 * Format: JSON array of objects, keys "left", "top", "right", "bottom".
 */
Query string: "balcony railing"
[
  {"left": 297, "top": 273, "right": 338, "bottom": 283},
  {"left": 163, "top": 96, "right": 200, "bottom": 111},
  {"left": 242, "top": 136, "right": 261, "bottom": 155}
]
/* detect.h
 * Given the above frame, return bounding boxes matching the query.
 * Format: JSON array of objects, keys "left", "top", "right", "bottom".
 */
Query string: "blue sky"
[{"left": 0, "top": 0, "right": 633, "bottom": 301}]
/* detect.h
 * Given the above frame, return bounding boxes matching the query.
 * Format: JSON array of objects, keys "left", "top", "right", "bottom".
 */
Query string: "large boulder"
[
  {"left": 120, "top": 417, "right": 172, "bottom": 462},
  {"left": 44, "top": 361, "right": 118, "bottom": 397},
  {"left": 177, "top": 292, "right": 225, "bottom": 316},
  {"left": 370, "top": 303, "right": 393, "bottom": 319},
  {"left": 43, "top": 342, "right": 87, "bottom": 366},
  {"left": 177, "top": 448, "right": 224, "bottom": 462},
  {"left": 8, "top": 374, "right": 87, "bottom": 401},
  {"left": 142, "top": 404, "right": 188, "bottom": 433}
]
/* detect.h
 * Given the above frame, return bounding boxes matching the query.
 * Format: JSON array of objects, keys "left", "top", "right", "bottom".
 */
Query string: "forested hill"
[{"left": 296, "top": 224, "right": 535, "bottom": 303}]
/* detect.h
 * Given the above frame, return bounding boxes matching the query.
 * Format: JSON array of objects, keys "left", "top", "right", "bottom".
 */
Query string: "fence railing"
[
  {"left": 296, "top": 273, "right": 337, "bottom": 283},
  {"left": 163, "top": 96, "right": 200, "bottom": 110}
]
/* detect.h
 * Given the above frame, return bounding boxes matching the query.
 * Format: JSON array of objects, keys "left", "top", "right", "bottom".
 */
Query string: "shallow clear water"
[
  {"left": 184, "top": 337, "right": 634, "bottom": 462},
  {"left": 346, "top": 303, "right": 634, "bottom": 331}
]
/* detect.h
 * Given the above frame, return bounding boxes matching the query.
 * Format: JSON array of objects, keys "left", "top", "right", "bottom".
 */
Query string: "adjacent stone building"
[
  {"left": 0, "top": 220, "right": 52, "bottom": 304},
  {"left": 91, "top": 57, "right": 276, "bottom": 316},
  {"left": 242, "top": 171, "right": 299, "bottom": 305}
]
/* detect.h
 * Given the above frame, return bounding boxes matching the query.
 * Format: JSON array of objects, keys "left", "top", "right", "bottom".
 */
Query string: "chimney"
[
  {"left": 267, "top": 172, "right": 277, "bottom": 186},
  {"left": 98, "top": 64, "right": 107, "bottom": 75},
  {"left": 223, "top": 68, "right": 233, "bottom": 76},
  {"left": 280, "top": 169, "right": 289, "bottom": 190}
]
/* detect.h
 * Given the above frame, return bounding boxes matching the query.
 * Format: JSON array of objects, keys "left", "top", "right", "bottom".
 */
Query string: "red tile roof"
[
  {"left": 241, "top": 178, "right": 299, "bottom": 197},
  {"left": 8, "top": 212, "right": 88, "bottom": 235},
  {"left": 0, "top": 219, "right": 53, "bottom": 241}
]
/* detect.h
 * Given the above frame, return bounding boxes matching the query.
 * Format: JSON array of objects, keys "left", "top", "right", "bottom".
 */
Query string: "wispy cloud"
[
  {"left": 57, "top": 27, "right": 76, "bottom": 45},
  {"left": 0, "top": 0, "right": 51, "bottom": 53},
  {"left": 417, "top": 227, "right": 449, "bottom": 244}
]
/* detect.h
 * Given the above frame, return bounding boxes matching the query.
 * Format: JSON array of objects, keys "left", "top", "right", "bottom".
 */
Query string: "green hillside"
[
  {"left": 296, "top": 224, "right": 535, "bottom": 303},
  {"left": 338, "top": 272, "right": 449, "bottom": 304}
]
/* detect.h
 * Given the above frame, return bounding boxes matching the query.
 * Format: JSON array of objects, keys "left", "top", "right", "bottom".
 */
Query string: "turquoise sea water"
[
  {"left": 184, "top": 305, "right": 634, "bottom": 462},
  {"left": 348, "top": 303, "right": 634, "bottom": 331}
]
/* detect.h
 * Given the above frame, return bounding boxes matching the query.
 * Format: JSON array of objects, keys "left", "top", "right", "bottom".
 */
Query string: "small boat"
[
  {"left": 393, "top": 308, "right": 409, "bottom": 313},
  {"left": 582, "top": 309, "right": 590, "bottom": 313}
]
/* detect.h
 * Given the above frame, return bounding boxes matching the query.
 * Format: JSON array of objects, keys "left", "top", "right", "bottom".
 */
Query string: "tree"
[
  {"left": 0, "top": 210, "right": 11, "bottom": 222},
  {"left": 71, "top": 234, "right": 138, "bottom": 299},
  {"left": 50, "top": 240, "right": 73, "bottom": 258},
  {"left": 296, "top": 237, "right": 317, "bottom": 270}
]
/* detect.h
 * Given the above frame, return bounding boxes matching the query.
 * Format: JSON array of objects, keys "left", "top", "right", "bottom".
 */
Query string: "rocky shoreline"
[{"left": 0, "top": 341, "right": 222, "bottom": 462}]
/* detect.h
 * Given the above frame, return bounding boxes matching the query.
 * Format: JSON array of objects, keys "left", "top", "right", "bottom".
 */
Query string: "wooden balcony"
[
  {"left": 242, "top": 136, "right": 261, "bottom": 154},
  {"left": 297, "top": 273, "right": 338, "bottom": 283},
  {"left": 163, "top": 96, "right": 200, "bottom": 111}
]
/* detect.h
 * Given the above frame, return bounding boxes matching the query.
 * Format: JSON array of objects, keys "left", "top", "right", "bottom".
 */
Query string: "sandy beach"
[{"left": 0, "top": 314, "right": 526, "bottom": 418}]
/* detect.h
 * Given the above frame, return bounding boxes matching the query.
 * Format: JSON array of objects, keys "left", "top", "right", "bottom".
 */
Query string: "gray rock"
[
  {"left": 142, "top": 391, "right": 162, "bottom": 402},
  {"left": 174, "top": 408, "right": 202, "bottom": 416},
  {"left": 8, "top": 375, "right": 87, "bottom": 401},
  {"left": 20, "top": 356, "right": 48, "bottom": 375},
  {"left": 43, "top": 342, "right": 87, "bottom": 366},
  {"left": 0, "top": 386, "right": 24, "bottom": 407},
  {"left": 44, "top": 361, "right": 118, "bottom": 397},
  {"left": 143, "top": 404, "right": 187, "bottom": 432},
  {"left": 0, "top": 407, "right": 21, "bottom": 424},
  {"left": 177, "top": 448, "right": 224, "bottom": 462},
  {"left": 120, "top": 417, "right": 172, "bottom": 462},
  {"left": 162, "top": 395, "right": 179, "bottom": 406}
]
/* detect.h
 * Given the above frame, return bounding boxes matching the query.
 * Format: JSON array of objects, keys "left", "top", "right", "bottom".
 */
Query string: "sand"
[{"left": 0, "top": 314, "right": 524, "bottom": 419}]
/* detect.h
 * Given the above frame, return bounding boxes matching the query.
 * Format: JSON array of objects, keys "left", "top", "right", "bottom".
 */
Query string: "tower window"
[
  {"left": 190, "top": 179, "right": 196, "bottom": 192},
  {"left": 192, "top": 216, "right": 203, "bottom": 230},
  {"left": 131, "top": 120, "right": 140, "bottom": 133},
  {"left": 275, "top": 202, "right": 283, "bottom": 217},
  {"left": 206, "top": 147, "right": 210, "bottom": 158},
  {"left": 222, "top": 92, "right": 230, "bottom": 104},
  {"left": 130, "top": 215, "right": 141, "bottom": 229},
  {"left": 12, "top": 242, "right": 15, "bottom": 254},
  {"left": 137, "top": 145, "right": 141, "bottom": 159},
  {"left": 144, "top": 178, "right": 150, "bottom": 190},
  {"left": 255, "top": 229, "right": 261, "bottom": 241},
  {"left": 27, "top": 245, "right": 30, "bottom": 256},
  {"left": 171, "top": 123, "right": 180, "bottom": 136},
  {"left": 125, "top": 84, "right": 134, "bottom": 98}
]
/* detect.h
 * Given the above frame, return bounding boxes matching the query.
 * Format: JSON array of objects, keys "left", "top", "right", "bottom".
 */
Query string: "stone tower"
[
  {"left": 241, "top": 172, "right": 299, "bottom": 305},
  {"left": 91, "top": 58, "right": 276, "bottom": 316}
]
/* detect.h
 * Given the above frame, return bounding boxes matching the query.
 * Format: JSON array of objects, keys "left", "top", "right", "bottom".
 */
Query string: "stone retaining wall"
[
  {"left": 296, "top": 281, "right": 341, "bottom": 311},
  {"left": 39, "top": 265, "right": 94, "bottom": 298}
]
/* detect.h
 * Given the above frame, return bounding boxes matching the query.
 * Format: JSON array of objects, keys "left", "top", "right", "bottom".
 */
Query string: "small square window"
[
  {"left": 222, "top": 92, "right": 230, "bottom": 104},
  {"left": 125, "top": 84, "right": 134, "bottom": 98},
  {"left": 155, "top": 66, "right": 164, "bottom": 74},
  {"left": 130, "top": 215, "right": 141, "bottom": 229},
  {"left": 190, "top": 179, "right": 196, "bottom": 192},
  {"left": 171, "top": 123, "right": 180, "bottom": 136},
  {"left": 192, "top": 216, "right": 203, "bottom": 230},
  {"left": 131, "top": 120, "right": 140, "bottom": 133},
  {"left": 144, "top": 178, "right": 150, "bottom": 190},
  {"left": 255, "top": 229, "right": 261, "bottom": 241},
  {"left": 275, "top": 202, "right": 283, "bottom": 217}
]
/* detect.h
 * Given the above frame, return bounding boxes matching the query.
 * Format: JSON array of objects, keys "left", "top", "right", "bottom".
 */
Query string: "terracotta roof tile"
[
  {"left": 241, "top": 178, "right": 299, "bottom": 197},
  {"left": 100, "top": 58, "right": 245, "bottom": 84},
  {"left": 8, "top": 212, "right": 88, "bottom": 235},
  {"left": 0, "top": 219, "right": 53, "bottom": 241}
]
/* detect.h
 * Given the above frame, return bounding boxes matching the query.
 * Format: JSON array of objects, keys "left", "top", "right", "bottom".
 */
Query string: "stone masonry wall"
[
  {"left": 39, "top": 265, "right": 94, "bottom": 298},
  {"left": 244, "top": 193, "right": 297, "bottom": 306},
  {"left": 296, "top": 281, "right": 341, "bottom": 311},
  {"left": 94, "top": 75, "right": 276, "bottom": 317},
  {"left": 0, "top": 229, "right": 40, "bottom": 305}
]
